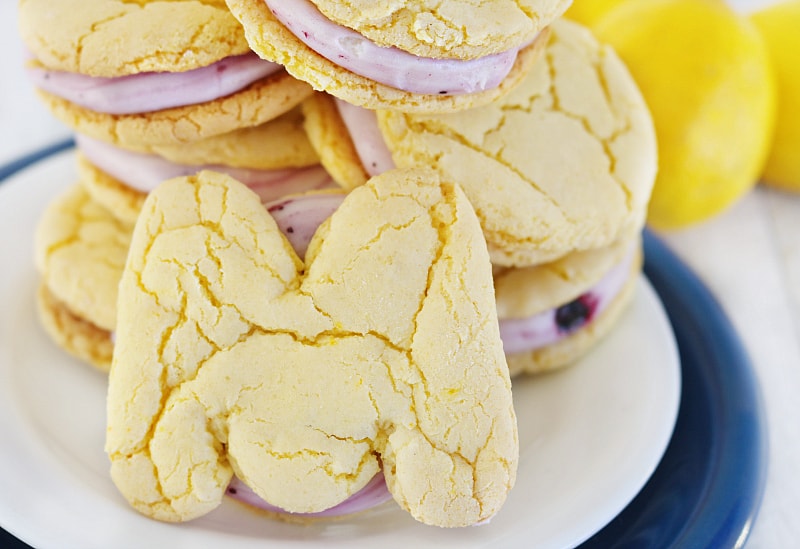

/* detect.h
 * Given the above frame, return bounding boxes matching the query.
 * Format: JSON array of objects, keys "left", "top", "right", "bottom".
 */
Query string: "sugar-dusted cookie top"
[
  {"left": 309, "top": 0, "right": 571, "bottom": 59},
  {"left": 378, "top": 19, "right": 657, "bottom": 266},
  {"left": 106, "top": 169, "right": 517, "bottom": 527},
  {"left": 18, "top": 0, "right": 250, "bottom": 77}
]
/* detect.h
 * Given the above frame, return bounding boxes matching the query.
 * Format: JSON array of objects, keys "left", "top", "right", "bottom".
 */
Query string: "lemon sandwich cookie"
[
  {"left": 75, "top": 108, "right": 334, "bottom": 225},
  {"left": 495, "top": 234, "right": 643, "bottom": 375},
  {"left": 303, "top": 18, "right": 657, "bottom": 267},
  {"left": 107, "top": 168, "right": 518, "bottom": 527},
  {"left": 19, "top": 0, "right": 314, "bottom": 149},
  {"left": 225, "top": 0, "right": 569, "bottom": 113}
]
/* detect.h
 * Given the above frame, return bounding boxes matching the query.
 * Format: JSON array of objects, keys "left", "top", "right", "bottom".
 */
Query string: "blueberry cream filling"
[
  {"left": 26, "top": 52, "right": 282, "bottom": 114},
  {"left": 76, "top": 134, "right": 335, "bottom": 203},
  {"left": 265, "top": 0, "right": 527, "bottom": 95},
  {"left": 498, "top": 247, "right": 636, "bottom": 355}
]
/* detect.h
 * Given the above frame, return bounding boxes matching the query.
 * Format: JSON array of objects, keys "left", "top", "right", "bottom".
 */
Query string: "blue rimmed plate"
[{"left": 0, "top": 142, "right": 762, "bottom": 548}]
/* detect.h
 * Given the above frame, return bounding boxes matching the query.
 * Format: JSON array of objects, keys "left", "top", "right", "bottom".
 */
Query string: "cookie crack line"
[
  {"left": 397, "top": 114, "right": 575, "bottom": 224},
  {"left": 75, "top": 10, "right": 132, "bottom": 72},
  {"left": 544, "top": 50, "right": 635, "bottom": 209}
]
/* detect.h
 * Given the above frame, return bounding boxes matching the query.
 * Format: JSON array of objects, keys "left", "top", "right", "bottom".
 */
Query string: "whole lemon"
[
  {"left": 593, "top": 0, "right": 776, "bottom": 229},
  {"left": 751, "top": 1, "right": 800, "bottom": 191},
  {"left": 563, "top": 0, "right": 629, "bottom": 26}
]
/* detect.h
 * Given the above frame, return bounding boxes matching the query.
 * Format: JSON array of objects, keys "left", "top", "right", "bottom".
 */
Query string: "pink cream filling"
[
  {"left": 229, "top": 191, "right": 396, "bottom": 518},
  {"left": 76, "top": 133, "right": 335, "bottom": 203},
  {"left": 498, "top": 247, "right": 636, "bottom": 355},
  {"left": 263, "top": 192, "right": 345, "bottom": 259},
  {"left": 265, "top": 0, "right": 523, "bottom": 95},
  {"left": 227, "top": 470, "right": 392, "bottom": 518},
  {"left": 334, "top": 100, "right": 395, "bottom": 177},
  {"left": 26, "top": 53, "right": 282, "bottom": 114}
]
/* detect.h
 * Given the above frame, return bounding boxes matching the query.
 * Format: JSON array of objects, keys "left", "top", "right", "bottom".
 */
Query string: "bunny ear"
[
  {"left": 303, "top": 168, "right": 517, "bottom": 526},
  {"left": 106, "top": 171, "right": 328, "bottom": 520}
]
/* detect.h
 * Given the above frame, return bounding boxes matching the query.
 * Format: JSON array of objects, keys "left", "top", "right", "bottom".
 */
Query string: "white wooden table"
[{"left": 1, "top": 1, "right": 797, "bottom": 547}]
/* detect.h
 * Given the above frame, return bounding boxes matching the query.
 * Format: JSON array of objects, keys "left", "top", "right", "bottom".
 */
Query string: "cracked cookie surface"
[
  {"left": 18, "top": 0, "right": 250, "bottom": 77},
  {"left": 106, "top": 169, "right": 517, "bottom": 527},
  {"left": 378, "top": 19, "right": 657, "bottom": 266},
  {"left": 308, "top": 0, "right": 570, "bottom": 59},
  {"left": 226, "top": 0, "right": 548, "bottom": 113},
  {"left": 35, "top": 183, "right": 132, "bottom": 335}
]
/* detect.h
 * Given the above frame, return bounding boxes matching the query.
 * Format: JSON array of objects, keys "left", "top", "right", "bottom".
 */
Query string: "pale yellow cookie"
[
  {"left": 226, "top": 0, "right": 549, "bottom": 113},
  {"left": 135, "top": 107, "right": 319, "bottom": 169},
  {"left": 107, "top": 169, "right": 517, "bottom": 527},
  {"left": 309, "top": 0, "right": 570, "bottom": 59},
  {"left": 494, "top": 236, "right": 636, "bottom": 318},
  {"left": 378, "top": 19, "right": 657, "bottom": 266},
  {"left": 36, "top": 284, "right": 114, "bottom": 372},
  {"left": 77, "top": 108, "right": 321, "bottom": 224},
  {"left": 505, "top": 269, "right": 639, "bottom": 376},
  {"left": 496, "top": 237, "right": 643, "bottom": 375},
  {"left": 302, "top": 93, "right": 371, "bottom": 190},
  {"left": 76, "top": 154, "right": 144, "bottom": 225},
  {"left": 35, "top": 73, "right": 314, "bottom": 149},
  {"left": 35, "top": 183, "right": 132, "bottom": 343},
  {"left": 18, "top": 0, "right": 250, "bottom": 77}
]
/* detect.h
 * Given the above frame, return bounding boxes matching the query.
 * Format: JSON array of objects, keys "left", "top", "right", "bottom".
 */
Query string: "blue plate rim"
[
  {"left": 578, "top": 233, "right": 768, "bottom": 547},
  {"left": 0, "top": 142, "right": 769, "bottom": 549}
]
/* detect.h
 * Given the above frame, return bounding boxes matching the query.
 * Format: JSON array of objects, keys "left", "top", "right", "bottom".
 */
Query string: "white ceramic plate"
[{"left": 0, "top": 149, "right": 680, "bottom": 549}]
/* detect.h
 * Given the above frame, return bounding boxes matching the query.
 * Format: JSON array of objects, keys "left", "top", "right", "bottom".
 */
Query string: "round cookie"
[
  {"left": 35, "top": 183, "right": 133, "bottom": 371},
  {"left": 132, "top": 108, "right": 319, "bottom": 169},
  {"left": 494, "top": 235, "right": 642, "bottom": 375},
  {"left": 20, "top": 0, "right": 314, "bottom": 148},
  {"left": 226, "top": 0, "right": 551, "bottom": 113},
  {"left": 303, "top": 19, "right": 657, "bottom": 267},
  {"left": 18, "top": 0, "right": 250, "bottom": 77}
]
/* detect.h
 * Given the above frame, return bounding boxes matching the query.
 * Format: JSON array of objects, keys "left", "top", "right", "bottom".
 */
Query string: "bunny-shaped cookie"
[{"left": 106, "top": 168, "right": 517, "bottom": 528}]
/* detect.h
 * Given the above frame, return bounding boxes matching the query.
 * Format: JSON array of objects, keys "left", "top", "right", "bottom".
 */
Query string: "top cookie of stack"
[{"left": 226, "top": 0, "right": 571, "bottom": 112}]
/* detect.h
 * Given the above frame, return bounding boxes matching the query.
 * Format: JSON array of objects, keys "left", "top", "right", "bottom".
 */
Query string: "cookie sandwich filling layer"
[
  {"left": 77, "top": 134, "right": 335, "bottom": 203},
  {"left": 265, "top": 0, "right": 529, "bottom": 95},
  {"left": 227, "top": 470, "right": 392, "bottom": 518},
  {"left": 26, "top": 53, "right": 282, "bottom": 115},
  {"left": 498, "top": 246, "right": 637, "bottom": 355}
]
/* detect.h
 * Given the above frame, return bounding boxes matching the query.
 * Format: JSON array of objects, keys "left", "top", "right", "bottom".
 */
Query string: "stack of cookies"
[{"left": 19, "top": 0, "right": 656, "bottom": 530}]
